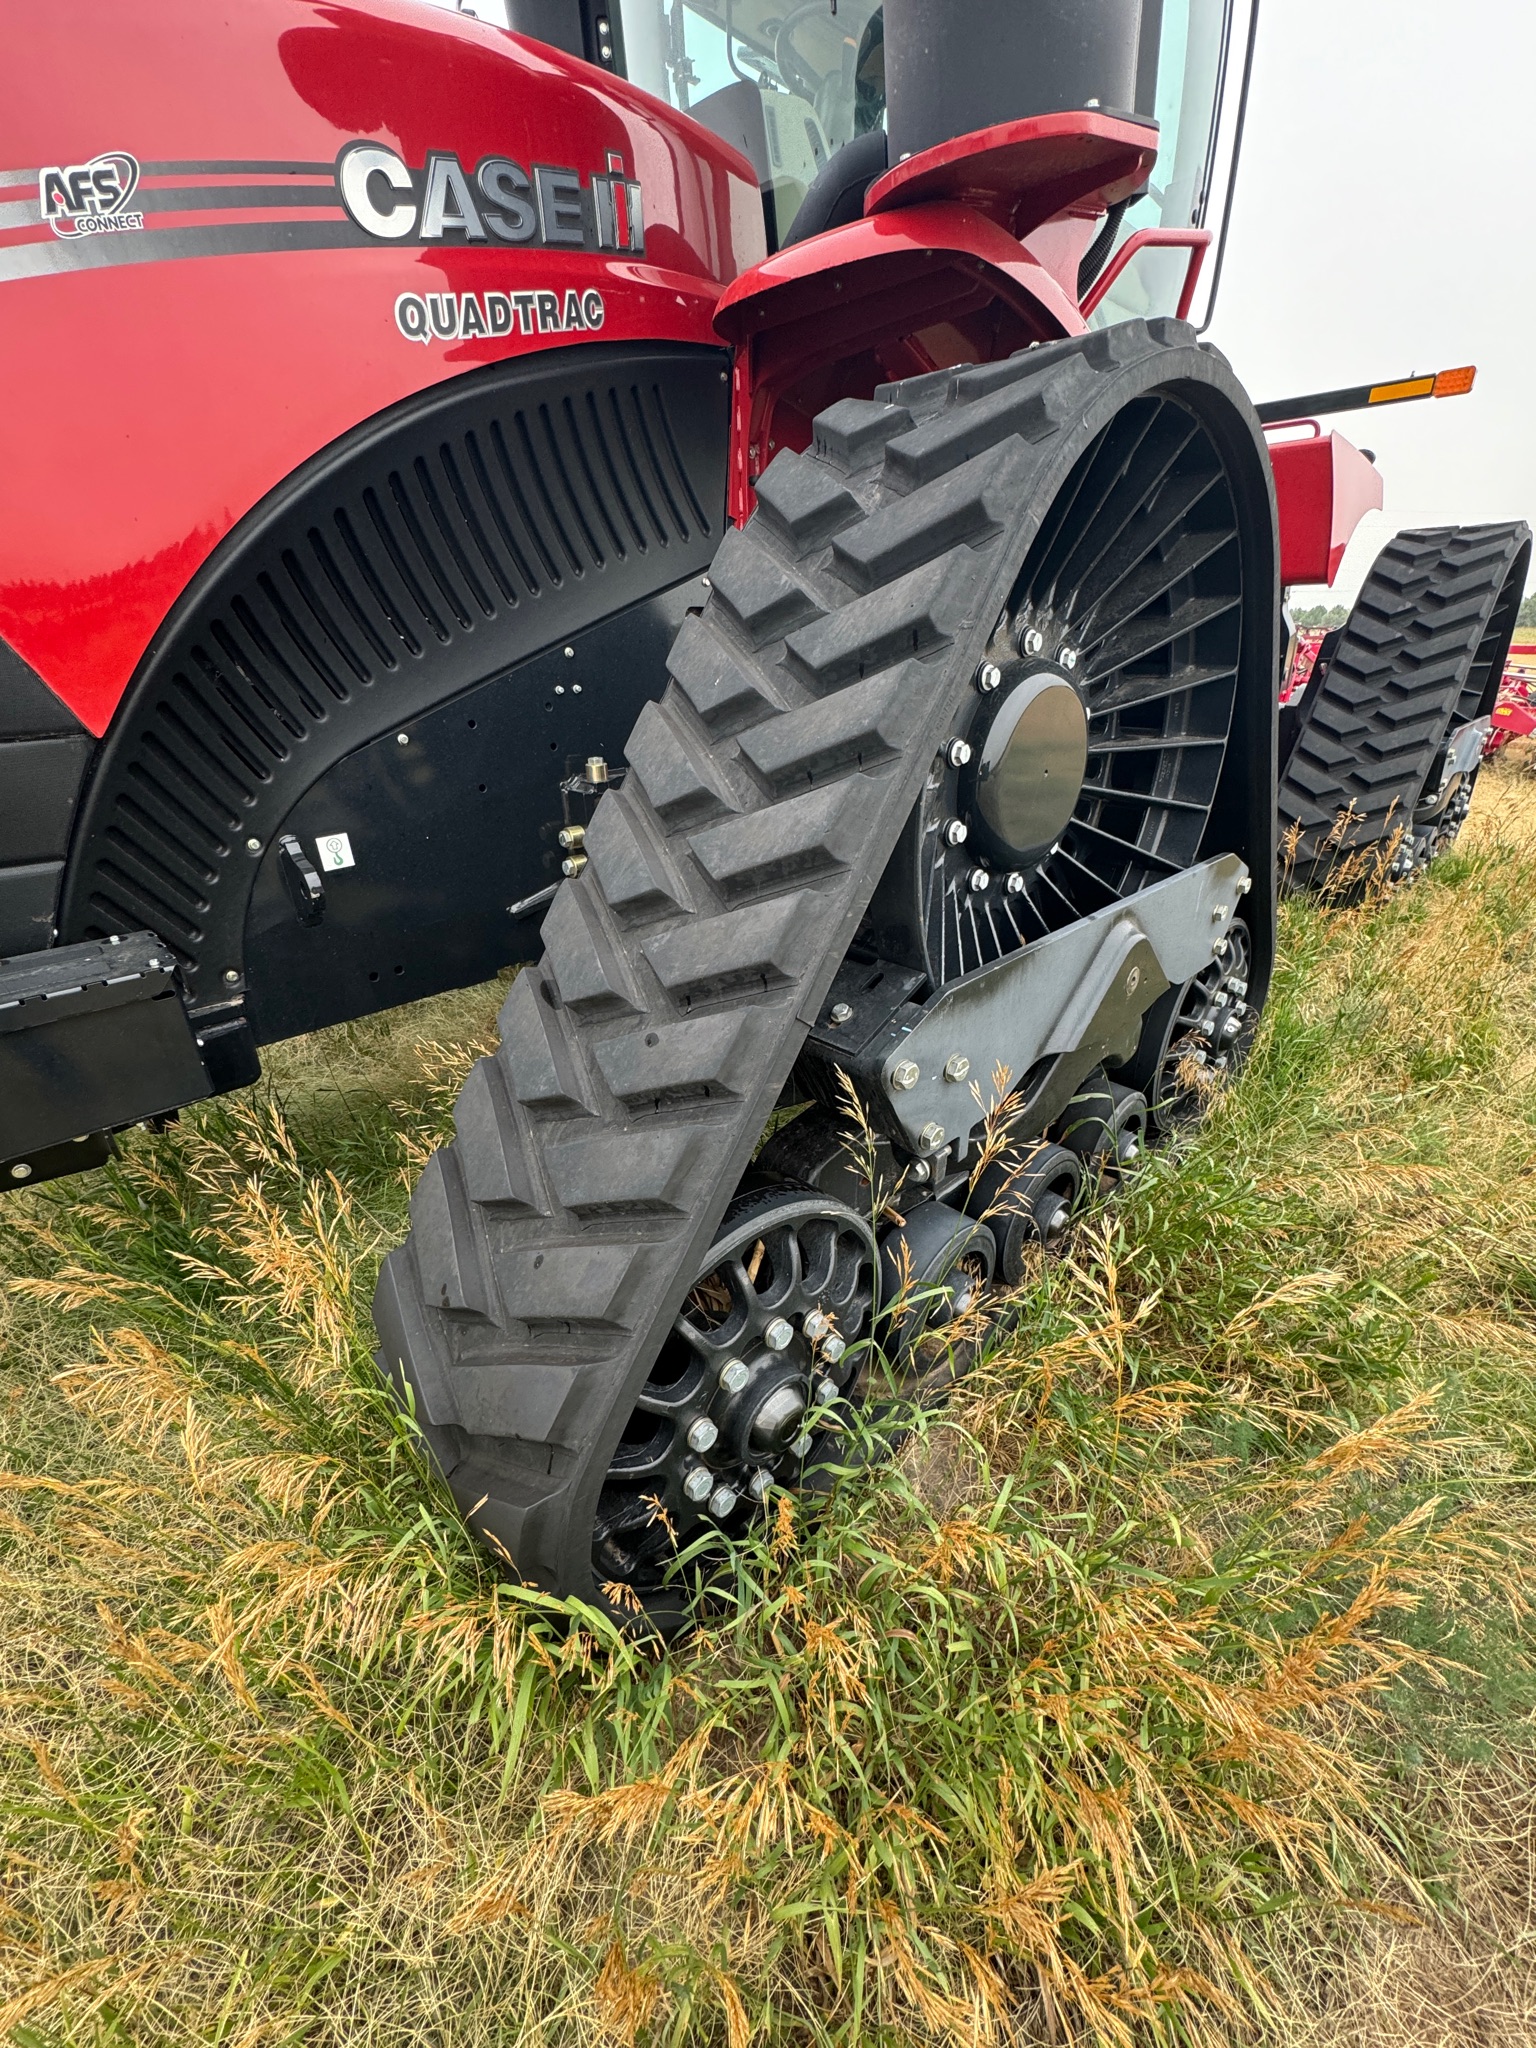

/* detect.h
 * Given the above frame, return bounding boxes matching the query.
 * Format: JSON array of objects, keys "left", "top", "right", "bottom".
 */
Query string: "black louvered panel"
[{"left": 60, "top": 342, "right": 730, "bottom": 1012}]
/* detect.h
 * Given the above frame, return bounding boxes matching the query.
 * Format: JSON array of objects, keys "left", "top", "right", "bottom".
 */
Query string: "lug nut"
[
  {"left": 820, "top": 1333, "right": 847, "bottom": 1363},
  {"left": 748, "top": 1467, "right": 773, "bottom": 1502},
  {"left": 918, "top": 1121, "right": 946, "bottom": 1151},
  {"left": 943, "top": 819, "right": 969, "bottom": 847},
  {"left": 1005, "top": 871, "right": 1026, "bottom": 895},
  {"left": 968, "top": 866, "right": 991, "bottom": 893},
  {"left": 943, "top": 1054, "right": 970, "bottom": 1082},
  {"left": 946, "top": 738, "right": 972, "bottom": 767},
  {"left": 718, "top": 1358, "right": 750, "bottom": 1394},
  {"left": 764, "top": 1317, "right": 794, "bottom": 1351},
  {"left": 891, "top": 1059, "right": 921, "bottom": 1091},
  {"left": 687, "top": 1416, "right": 719, "bottom": 1453},
  {"left": 557, "top": 824, "right": 585, "bottom": 851},
  {"left": 815, "top": 1377, "right": 840, "bottom": 1407},
  {"left": 683, "top": 1466, "right": 713, "bottom": 1503},
  {"left": 828, "top": 1001, "right": 854, "bottom": 1026},
  {"left": 790, "top": 1432, "right": 814, "bottom": 1459},
  {"left": 708, "top": 1485, "right": 739, "bottom": 1519},
  {"left": 975, "top": 661, "right": 1002, "bottom": 693},
  {"left": 1220, "top": 1012, "right": 1244, "bottom": 1042},
  {"left": 803, "top": 1310, "right": 832, "bottom": 1342}
]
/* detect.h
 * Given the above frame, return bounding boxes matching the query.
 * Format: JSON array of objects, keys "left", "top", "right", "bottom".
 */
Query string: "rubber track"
[
  {"left": 1278, "top": 523, "right": 1530, "bottom": 886},
  {"left": 373, "top": 318, "right": 1268, "bottom": 1603}
]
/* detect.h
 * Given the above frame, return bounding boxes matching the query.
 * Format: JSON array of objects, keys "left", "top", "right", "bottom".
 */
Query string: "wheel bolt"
[
  {"left": 687, "top": 1416, "right": 719, "bottom": 1452},
  {"left": 1060, "top": 647, "right": 1079, "bottom": 671},
  {"left": 1020, "top": 626, "right": 1044, "bottom": 656},
  {"left": 1005, "top": 871, "right": 1026, "bottom": 895},
  {"left": 708, "top": 1485, "right": 739, "bottom": 1519},
  {"left": 803, "top": 1310, "right": 832, "bottom": 1342},
  {"left": 764, "top": 1317, "right": 794, "bottom": 1351},
  {"left": 975, "top": 660, "right": 1003, "bottom": 693},
  {"left": 683, "top": 1466, "right": 713, "bottom": 1502},
  {"left": 946, "top": 738, "right": 972, "bottom": 767},
  {"left": 820, "top": 1332, "right": 847, "bottom": 1363},
  {"left": 718, "top": 1358, "right": 750, "bottom": 1394},
  {"left": 891, "top": 1059, "right": 921, "bottom": 1091},
  {"left": 968, "top": 867, "right": 990, "bottom": 893},
  {"left": 944, "top": 818, "right": 969, "bottom": 847}
]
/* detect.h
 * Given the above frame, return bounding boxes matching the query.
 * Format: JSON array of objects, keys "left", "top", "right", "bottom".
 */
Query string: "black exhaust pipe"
[{"left": 882, "top": 0, "right": 1151, "bottom": 163}]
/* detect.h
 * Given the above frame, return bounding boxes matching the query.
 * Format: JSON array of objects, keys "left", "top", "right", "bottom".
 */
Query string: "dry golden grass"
[{"left": 0, "top": 763, "right": 1534, "bottom": 2043}]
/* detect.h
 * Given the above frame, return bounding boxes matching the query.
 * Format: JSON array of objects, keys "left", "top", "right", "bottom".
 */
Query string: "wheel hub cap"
[{"left": 973, "top": 667, "right": 1088, "bottom": 863}]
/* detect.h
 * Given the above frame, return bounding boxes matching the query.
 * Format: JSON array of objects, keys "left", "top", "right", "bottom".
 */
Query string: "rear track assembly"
[{"left": 1279, "top": 523, "right": 1531, "bottom": 889}]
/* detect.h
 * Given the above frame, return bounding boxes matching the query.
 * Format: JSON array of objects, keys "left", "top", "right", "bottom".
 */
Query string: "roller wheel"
[
  {"left": 1279, "top": 523, "right": 1531, "bottom": 889},
  {"left": 593, "top": 1185, "right": 874, "bottom": 1627},
  {"left": 372, "top": 318, "right": 1278, "bottom": 1619}
]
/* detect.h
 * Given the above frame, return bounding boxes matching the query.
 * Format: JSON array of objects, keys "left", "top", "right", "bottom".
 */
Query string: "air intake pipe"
[{"left": 882, "top": 0, "right": 1150, "bottom": 163}]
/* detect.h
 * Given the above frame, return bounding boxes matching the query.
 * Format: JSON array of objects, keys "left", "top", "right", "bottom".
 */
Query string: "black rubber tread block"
[
  {"left": 624, "top": 694, "right": 749, "bottom": 828},
  {"left": 783, "top": 556, "right": 957, "bottom": 692},
  {"left": 811, "top": 397, "right": 915, "bottom": 471},
  {"left": 452, "top": 1059, "right": 547, "bottom": 1215},
  {"left": 541, "top": 883, "right": 645, "bottom": 1017},
  {"left": 1279, "top": 522, "right": 1532, "bottom": 884},
  {"left": 594, "top": 1006, "right": 783, "bottom": 1108},
  {"left": 544, "top": 1123, "right": 707, "bottom": 1218},
  {"left": 374, "top": 317, "right": 1274, "bottom": 1603},
  {"left": 737, "top": 666, "right": 927, "bottom": 790},
  {"left": 584, "top": 787, "right": 693, "bottom": 922},
  {"left": 496, "top": 970, "right": 599, "bottom": 1118},
  {"left": 705, "top": 524, "right": 823, "bottom": 646},
  {"left": 409, "top": 1149, "right": 497, "bottom": 1319},
  {"left": 668, "top": 613, "right": 788, "bottom": 734},
  {"left": 688, "top": 773, "right": 889, "bottom": 899},
  {"left": 830, "top": 446, "right": 1015, "bottom": 590},
  {"left": 752, "top": 451, "right": 863, "bottom": 555},
  {"left": 641, "top": 893, "right": 821, "bottom": 998}
]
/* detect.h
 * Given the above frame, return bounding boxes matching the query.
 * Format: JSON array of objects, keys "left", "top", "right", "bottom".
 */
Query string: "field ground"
[{"left": 2, "top": 760, "right": 1536, "bottom": 2045}]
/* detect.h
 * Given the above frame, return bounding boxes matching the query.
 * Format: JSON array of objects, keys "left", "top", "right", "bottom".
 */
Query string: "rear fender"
[{"left": 713, "top": 203, "right": 1085, "bottom": 523}]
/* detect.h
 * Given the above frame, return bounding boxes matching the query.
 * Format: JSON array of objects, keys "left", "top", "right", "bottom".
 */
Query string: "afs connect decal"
[
  {"left": 336, "top": 144, "right": 645, "bottom": 255},
  {"left": 2, "top": 143, "right": 642, "bottom": 287},
  {"left": 39, "top": 152, "right": 143, "bottom": 237}
]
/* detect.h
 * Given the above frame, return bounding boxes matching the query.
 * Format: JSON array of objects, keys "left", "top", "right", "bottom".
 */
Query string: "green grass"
[{"left": 3, "top": 767, "right": 1536, "bottom": 2047}]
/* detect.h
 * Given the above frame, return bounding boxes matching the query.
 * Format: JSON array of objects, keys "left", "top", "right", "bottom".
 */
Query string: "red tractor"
[{"left": 1, "top": 0, "right": 1527, "bottom": 1625}]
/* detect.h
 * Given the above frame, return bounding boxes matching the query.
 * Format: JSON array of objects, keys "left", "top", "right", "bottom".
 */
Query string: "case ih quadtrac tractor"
[{"left": 3, "top": 0, "right": 1528, "bottom": 1625}]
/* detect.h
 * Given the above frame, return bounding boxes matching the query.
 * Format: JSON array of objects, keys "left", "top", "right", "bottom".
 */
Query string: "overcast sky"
[
  {"left": 426, "top": 0, "right": 1533, "bottom": 600},
  {"left": 1207, "top": 0, "right": 1535, "bottom": 600}
]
